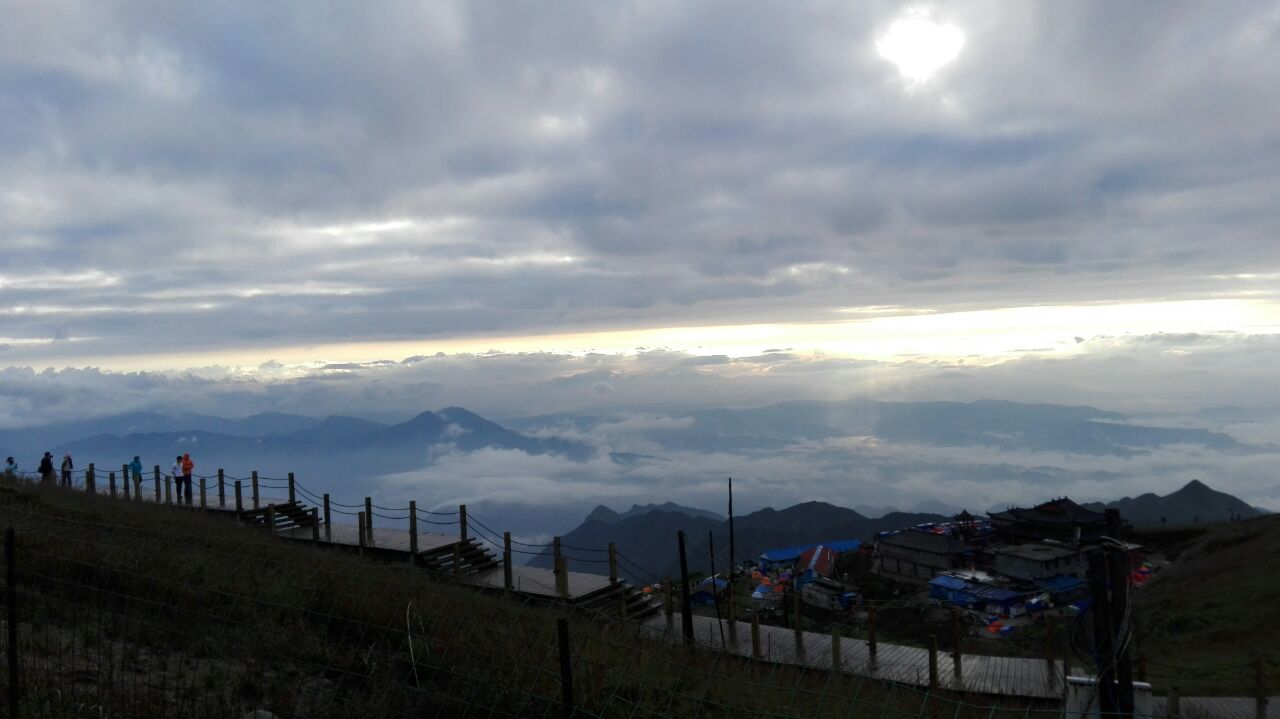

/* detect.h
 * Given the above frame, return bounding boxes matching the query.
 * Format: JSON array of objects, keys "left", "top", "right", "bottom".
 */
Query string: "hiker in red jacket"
[{"left": 181, "top": 453, "right": 194, "bottom": 505}]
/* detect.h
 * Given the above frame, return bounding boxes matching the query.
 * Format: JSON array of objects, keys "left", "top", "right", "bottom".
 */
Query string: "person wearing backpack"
[{"left": 38, "top": 452, "right": 54, "bottom": 485}]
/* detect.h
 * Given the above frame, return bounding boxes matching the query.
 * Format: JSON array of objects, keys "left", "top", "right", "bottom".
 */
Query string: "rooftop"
[
  {"left": 877, "top": 529, "right": 975, "bottom": 554},
  {"left": 993, "top": 542, "right": 1084, "bottom": 562},
  {"left": 988, "top": 497, "right": 1106, "bottom": 527}
]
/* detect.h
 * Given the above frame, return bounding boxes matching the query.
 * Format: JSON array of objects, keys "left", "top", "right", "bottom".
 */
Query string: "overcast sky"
[
  {"left": 4, "top": 2, "right": 1280, "bottom": 514},
  {"left": 3, "top": 1, "right": 1278, "bottom": 367}
]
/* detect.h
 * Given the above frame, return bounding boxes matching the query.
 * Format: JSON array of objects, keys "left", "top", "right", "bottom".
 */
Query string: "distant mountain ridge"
[
  {"left": 530, "top": 500, "right": 950, "bottom": 583},
  {"left": 0, "top": 407, "right": 594, "bottom": 485},
  {"left": 585, "top": 502, "right": 724, "bottom": 525},
  {"left": 508, "top": 398, "right": 1240, "bottom": 457},
  {"left": 1082, "top": 479, "right": 1264, "bottom": 526},
  {"left": 541, "top": 480, "right": 1264, "bottom": 582}
]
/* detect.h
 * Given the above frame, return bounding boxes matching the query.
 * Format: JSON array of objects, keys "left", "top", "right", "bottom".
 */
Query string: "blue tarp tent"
[
  {"left": 928, "top": 575, "right": 1024, "bottom": 609},
  {"left": 757, "top": 539, "right": 862, "bottom": 571},
  {"left": 691, "top": 578, "right": 729, "bottom": 606}
]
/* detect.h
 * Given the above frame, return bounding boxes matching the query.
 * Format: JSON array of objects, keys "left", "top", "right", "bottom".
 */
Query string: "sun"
[{"left": 876, "top": 7, "right": 965, "bottom": 84}]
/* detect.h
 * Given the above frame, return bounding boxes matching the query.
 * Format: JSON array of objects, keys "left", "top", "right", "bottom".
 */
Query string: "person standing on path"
[
  {"left": 38, "top": 452, "right": 55, "bottom": 485},
  {"left": 60, "top": 453, "right": 74, "bottom": 487},
  {"left": 181, "top": 453, "right": 194, "bottom": 504},
  {"left": 129, "top": 455, "right": 143, "bottom": 496},
  {"left": 171, "top": 455, "right": 183, "bottom": 502},
  {"left": 3, "top": 457, "right": 17, "bottom": 480}
]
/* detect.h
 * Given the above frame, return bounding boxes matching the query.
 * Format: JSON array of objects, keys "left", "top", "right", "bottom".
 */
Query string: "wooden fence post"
[
  {"left": 791, "top": 590, "right": 803, "bottom": 647},
  {"left": 953, "top": 606, "right": 964, "bottom": 684},
  {"left": 218, "top": 469, "right": 225, "bottom": 507},
  {"left": 408, "top": 500, "right": 419, "bottom": 560},
  {"left": 323, "top": 494, "right": 331, "bottom": 541},
  {"left": 867, "top": 605, "right": 878, "bottom": 656},
  {"left": 199, "top": 475, "right": 206, "bottom": 508},
  {"left": 164, "top": 468, "right": 172, "bottom": 505},
  {"left": 310, "top": 508, "right": 320, "bottom": 542},
  {"left": 928, "top": 634, "right": 939, "bottom": 690},
  {"left": 86, "top": 463, "right": 95, "bottom": 494},
  {"left": 7, "top": 526, "right": 19, "bottom": 719},
  {"left": 459, "top": 504, "right": 468, "bottom": 542},
  {"left": 557, "top": 556, "right": 569, "bottom": 599},
  {"left": 266, "top": 504, "right": 276, "bottom": 535},
  {"left": 122, "top": 464, "right": 131, "bottom": 500},
  {"left": 503, "top": 532, "right": 514, "bottom": 591},
  {"left": 553, "top": 536, "right": 563, "bottom": 582},
  {"left": 364, "top": 497, "right": 373, "bottom": 541},
  {"left": 358, "top": 512, "right": 367, "bottom": 555},
  {"left": 832, "top": 625, "right": 842, "bottom": 670},
  {"left": 234, "top": 481, "right": 243, "bottom": 515},
  {"left": 557, "top": 618, "right": 574, "bottom": 717},
  {"left": 121, "top": 463, "right": 129, "bottom": 497},
  {"left": 251, "top": 471, "right": 259, "bottom": 509},
  {"left": 608, "top": 542, "right": 617, "bottom": 584},
  {"left": 1257, "top": 657, "right": 1268, "bottom": 719},
  {"left": 751, "top": 613, "right": 762, "bottom": 659},
  {"left": 453, "top": 544, "right": 462, "bottom": 578},
  {"left": 153, "top": 466, "right": 161, "bottom": 503},
  {"left": 108, "top": 471, "right": 116, "bottom": 498},
  {"left": 287, "top": 472, "right": 295, "bottom": 504}
]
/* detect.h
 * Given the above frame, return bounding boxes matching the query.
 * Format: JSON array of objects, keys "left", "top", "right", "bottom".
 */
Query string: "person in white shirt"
[{"left": 171, "top": 456, "right": 184, "bottom": 502}]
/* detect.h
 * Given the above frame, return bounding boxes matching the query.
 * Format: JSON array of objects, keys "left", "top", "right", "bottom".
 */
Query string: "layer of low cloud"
[{"left": 3, "top": 2, "right": 1280, "bottom": 364}]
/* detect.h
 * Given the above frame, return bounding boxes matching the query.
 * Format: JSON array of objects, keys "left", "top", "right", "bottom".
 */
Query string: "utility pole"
[
  {"left": 1105, "top": 508, "right": 1135, "bottom": 717},
  {"left": 1089, "top": 552, "right": 1116, "bottom": 717},
  {"left": 677, "top": 530, "right": 694, "bottom": 644}
]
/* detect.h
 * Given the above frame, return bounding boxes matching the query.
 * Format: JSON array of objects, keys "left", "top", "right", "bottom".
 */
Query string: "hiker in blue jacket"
[{"left": 129, "top": 456, "right": 143, "bottom": 495}]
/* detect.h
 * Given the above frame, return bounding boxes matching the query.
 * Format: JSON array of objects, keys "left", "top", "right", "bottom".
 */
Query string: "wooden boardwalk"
[
  {"left": 641, "top": 613, "right": 1067, "bottom": 699},
  {"left": 1150, "top": 695, "right": 1277, "bottom": 719}
]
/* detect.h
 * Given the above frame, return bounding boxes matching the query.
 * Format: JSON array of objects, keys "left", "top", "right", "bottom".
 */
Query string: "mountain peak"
[
  {"left": 585, "top": 505, "right": 622, "bottom": 524},
  {"left": 1178, "top": 478, "right": 1211, "bottom": 493}
]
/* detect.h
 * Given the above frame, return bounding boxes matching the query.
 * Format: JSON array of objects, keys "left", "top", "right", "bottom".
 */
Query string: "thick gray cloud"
[{"left": 2, "top": 1, "right": 1279, "bottom": 363}]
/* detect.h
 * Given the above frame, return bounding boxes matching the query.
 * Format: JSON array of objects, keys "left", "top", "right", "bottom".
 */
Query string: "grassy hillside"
[
  {"left": 0, "top": 480, "right": 1058, "bottom": 718},
  {"left": 1134, "top": 514, "right": 1280, "bottom": 695}
]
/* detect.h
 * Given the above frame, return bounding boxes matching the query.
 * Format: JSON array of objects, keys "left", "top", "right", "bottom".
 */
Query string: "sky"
[{"left": 2, "top": 2, "right": 1279, "bottom": 515}]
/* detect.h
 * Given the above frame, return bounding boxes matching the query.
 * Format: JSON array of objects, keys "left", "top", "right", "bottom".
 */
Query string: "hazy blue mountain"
[
  {"left": 1082, "top": 479, "right": 1264, "bottom": 526},
  {"left": 36, "top": 407, "right": 593, "bottom": 490},
  {"left": 585, "top": 502, "right": 724, "bottom": 525},
  {"left": 510, "top": 399, "right": 1239, "bottom": 457}
]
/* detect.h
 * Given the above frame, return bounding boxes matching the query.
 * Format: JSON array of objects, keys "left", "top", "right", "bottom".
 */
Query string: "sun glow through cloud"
[
  {"left": 877, "top": 7, "right": 966, "bottom": 84},
  {"left": 43, "top": 298, "right": 1280, "bottom": 373}
]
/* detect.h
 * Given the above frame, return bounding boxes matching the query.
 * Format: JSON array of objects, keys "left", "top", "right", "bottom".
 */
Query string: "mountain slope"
[
  {"left": 1135, "top": 513, "right": 1280, "bottom": 693},
  {"left": 533, "top": 500, "right": 948, "bottom": 583},
  {"left": 1083, "top": 479, "right": 1262, "bottom": 525}
]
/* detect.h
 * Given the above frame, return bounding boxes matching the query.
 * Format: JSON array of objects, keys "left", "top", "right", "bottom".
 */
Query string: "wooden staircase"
[
  {"left": 418, "top": 538, "right": 501, "bottom": 576},
  {"left": 239, "top": 500, "right": 320, "bottom": 533},
  {"left": 573, "top": 581, "right": 662, "bottom": 621}
]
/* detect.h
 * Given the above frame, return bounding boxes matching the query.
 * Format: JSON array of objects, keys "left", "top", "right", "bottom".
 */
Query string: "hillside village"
[{"left": 677, "top": 480, "right": 1263, "bottom": 631}]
